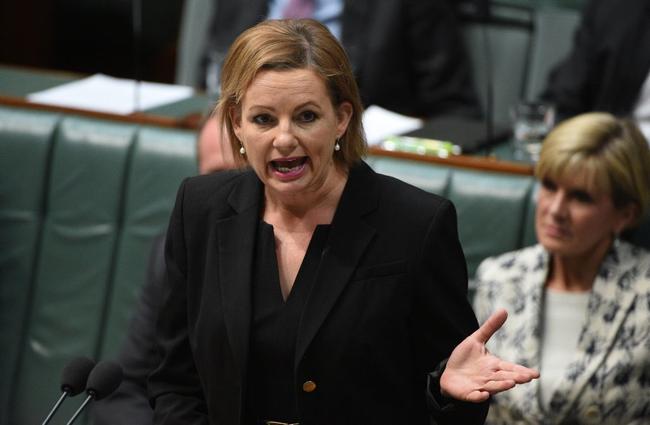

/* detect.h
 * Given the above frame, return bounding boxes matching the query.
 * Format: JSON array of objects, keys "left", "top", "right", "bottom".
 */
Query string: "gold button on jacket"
[{"left": 302, "top": 380, "right": 317, "bottom": 393}]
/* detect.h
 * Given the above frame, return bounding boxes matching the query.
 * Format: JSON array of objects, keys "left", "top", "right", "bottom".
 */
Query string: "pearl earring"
[
  {"left": 239, "top": 145, "right": 246, "bottom": 155},
  {"left": 334, "top": 138, "right": 341, "bottom": 152}
]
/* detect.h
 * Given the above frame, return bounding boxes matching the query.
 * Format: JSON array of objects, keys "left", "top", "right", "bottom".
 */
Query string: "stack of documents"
[
  {"left": 362, "top": 105, "right": 423, "bottom": 145},
  {"left": 27, "top": 74, "right": 194, "bottom": 115}
]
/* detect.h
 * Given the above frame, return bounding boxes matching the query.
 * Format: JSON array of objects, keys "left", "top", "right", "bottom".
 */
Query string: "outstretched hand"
[{"left": 440, "top": 309, "right": 539, "bottom": 402}]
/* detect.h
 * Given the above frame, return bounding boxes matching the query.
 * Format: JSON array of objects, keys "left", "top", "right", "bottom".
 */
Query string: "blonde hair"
[
  {"left": 216, "top": 18, "right": 366, "bottom": 168},
  {"left": 536, "top": 112, "right": 650, "bottom": 226}
]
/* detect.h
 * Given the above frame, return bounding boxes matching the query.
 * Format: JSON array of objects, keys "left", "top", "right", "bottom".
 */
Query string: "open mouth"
[{"left": 270, "top": 157, "right": 308, "bottom": 176}]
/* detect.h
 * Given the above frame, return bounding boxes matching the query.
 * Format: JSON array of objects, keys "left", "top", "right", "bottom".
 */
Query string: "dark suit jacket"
[
  {"left": 148, "top": 161, "right": 488, "bottom": 424},
  {"left": 89, "top": 235, "right": 166, "bottom": 425},
  {"left": 542, "top": 0, "right": 650, "bottom": 121},
  {"left": 204, "top": 0, "right": 478, "bottom": 117}
]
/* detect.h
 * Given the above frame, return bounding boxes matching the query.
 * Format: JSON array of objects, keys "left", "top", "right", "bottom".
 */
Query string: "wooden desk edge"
[
  {"left": 0, "top": 95, "right": 533, "bottom": 176},
  {"left": 0, "top": 95, "right": 202, "bottom": 129},
  {"left": 368, "top": 146, "right": 534, "bottom": 176}
]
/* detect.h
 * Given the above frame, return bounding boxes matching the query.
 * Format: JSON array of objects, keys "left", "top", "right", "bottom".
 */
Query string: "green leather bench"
[
  {"left": 1, "top": 105, "right": 648, "bottom": 425},
  {"left": 0, "top": 106, "right": 197, "bottom": 424}
]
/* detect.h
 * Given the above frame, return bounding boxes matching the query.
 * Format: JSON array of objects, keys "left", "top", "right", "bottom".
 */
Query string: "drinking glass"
[{"left": 511, "top": 102, "right": 555, "bottom": 162}]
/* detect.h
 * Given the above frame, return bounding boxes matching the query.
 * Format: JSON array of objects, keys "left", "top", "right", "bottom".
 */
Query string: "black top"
[{"left": 245, "top": 221, "right": 330, "bottom": 423}]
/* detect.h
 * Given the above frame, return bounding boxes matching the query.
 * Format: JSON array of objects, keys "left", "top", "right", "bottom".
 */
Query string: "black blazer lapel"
[
  {"left": 295, "top": 162, "right": 378, "bottom": 365},
  {"left": 216, "top": 170, "right": 262, "bottom": 380}
]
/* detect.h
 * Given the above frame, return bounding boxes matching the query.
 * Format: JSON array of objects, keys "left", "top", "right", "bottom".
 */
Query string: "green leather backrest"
[
  {"left": 1, "top": 111, "right": 198, "bottom": 425},
  {"left": 10, "top": 117, "right": 137, "bottom": 424},
  {"left": 0, "top": 107, "right": 60, "bottom": 424},
  {"left": 446, "top": 170, "right": 535, "bottom": 276},
  {"left": 99, "top": 126, "right": 197, "bottom": 360},
  {"left": 370, "top": 157, "right": 451, "bottom": 196},
  {"left": 522, "top": 182, "right": 539, "bottom": 246}
]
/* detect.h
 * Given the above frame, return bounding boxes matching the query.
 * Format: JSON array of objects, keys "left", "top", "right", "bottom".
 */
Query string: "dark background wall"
[{"left": 0, "top": 0, "right": 184, "bottom": 83}]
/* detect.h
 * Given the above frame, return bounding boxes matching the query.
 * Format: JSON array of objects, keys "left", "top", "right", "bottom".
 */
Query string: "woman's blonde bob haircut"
[
  {"left": 216, "top": 18, "right": 366, "bottom": 168},
  {"left": 536, "top": 112, "right": 650, "bottom": 226}
]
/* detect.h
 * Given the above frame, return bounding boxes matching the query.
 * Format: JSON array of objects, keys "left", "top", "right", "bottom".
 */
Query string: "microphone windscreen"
[
  {"left": 86, "top": 360, "right": 123, "bottom": 400},
  {"left": 61, "top": 357, "right": 96, "bottom": 396}
]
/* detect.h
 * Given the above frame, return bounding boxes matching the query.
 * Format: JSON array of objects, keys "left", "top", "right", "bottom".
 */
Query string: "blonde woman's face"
[
  {"left": 231, "top": 68, "right": 352, "bottom": 201},
  {"left": 535, "top": 173, "right": 633, "bottom": 258}
]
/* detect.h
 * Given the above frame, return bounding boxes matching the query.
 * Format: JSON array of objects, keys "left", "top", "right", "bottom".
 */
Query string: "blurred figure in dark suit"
[
  {"left": 201, "top": 0, "right": 479, "bottom": 118},
  {"left": 542, "top": 0, "right": 650, "bottom": 140}
]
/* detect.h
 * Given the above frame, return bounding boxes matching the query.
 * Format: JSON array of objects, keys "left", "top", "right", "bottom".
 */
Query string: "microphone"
[
  {"left": 41, "top": 356, "right": 96, "bottom": 425},
  {"left": 65, "top": 360, "right": 123, "bottom": 425}
]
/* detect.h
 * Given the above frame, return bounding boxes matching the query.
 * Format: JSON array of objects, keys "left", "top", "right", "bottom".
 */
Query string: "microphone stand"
[
  {"left": 65, "top": 393, "right": 94, "bottom": 425},
  {"left": 41, "top": 392, "right": 68, "bottom": 425}
]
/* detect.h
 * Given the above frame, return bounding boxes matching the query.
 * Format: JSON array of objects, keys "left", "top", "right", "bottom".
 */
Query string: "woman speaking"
[{"left": 148, "top": 18, "right": 537, "bottom": 425}]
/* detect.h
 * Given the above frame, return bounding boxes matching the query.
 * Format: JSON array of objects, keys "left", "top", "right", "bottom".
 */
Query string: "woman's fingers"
[
  {"left": 463, "top": 379, "right": 517, "bottom": 402},
  {"left": 481, "top": 379, "right": 517, "bottom": 394},
  {"left": 441, "top": 308, "right": 540, "bottom": 403},
  {"left": 495, "top": 360, "right": 540, "bottom": 381},
  {"left": 487, "top": 369, "right": 538, "bottom": 383},
  {"left": 472, "top": 308, "right": 508, "bottom": 344}
]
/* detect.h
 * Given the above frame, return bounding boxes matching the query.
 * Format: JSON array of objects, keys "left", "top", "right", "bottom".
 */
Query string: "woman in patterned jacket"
[{"left": 473, "top": 112, "right": 650, "bottom": 425}]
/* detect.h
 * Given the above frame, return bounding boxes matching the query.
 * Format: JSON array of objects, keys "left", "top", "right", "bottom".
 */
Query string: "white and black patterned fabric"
[{"left": 473, "top": 241, "right": 650, "bottom": 425}]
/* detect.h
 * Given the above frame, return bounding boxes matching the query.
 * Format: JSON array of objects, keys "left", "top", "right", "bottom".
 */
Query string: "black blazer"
[
  {"left": 203, "top": 0, "right": 478, "bottom": 117},
  {"left": 542, "top": 0, "right": 650, "bottom": 121},
  {"left": 148, "top": 161, "right": 487, "bottom": 424}
]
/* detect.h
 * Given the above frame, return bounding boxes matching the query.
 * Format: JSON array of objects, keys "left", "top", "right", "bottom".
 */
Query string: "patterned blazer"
[{"left": 473, "top": 241, "right": 650, "bottom": 425}]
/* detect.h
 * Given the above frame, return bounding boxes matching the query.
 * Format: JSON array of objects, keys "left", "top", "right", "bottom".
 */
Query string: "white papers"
[
  {"left": 362, "top": 105, "right": 423, "bottom": 146},
  {"left": 27, "top": 74, "right": 194, "bottom": 115}
]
